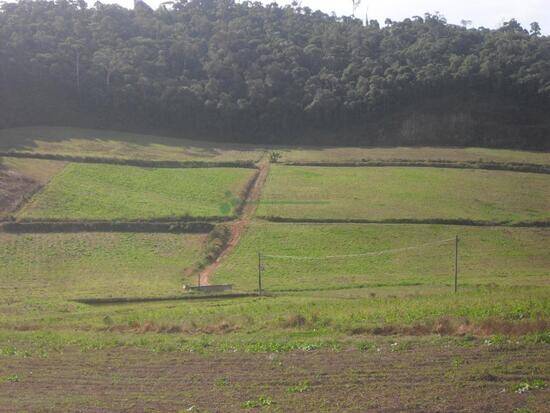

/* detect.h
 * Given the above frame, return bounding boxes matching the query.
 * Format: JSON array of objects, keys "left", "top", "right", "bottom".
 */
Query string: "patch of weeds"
[
  {"left": 179, "top": 407, "right": 197, "bottom": 413},
  {"left": 1, "top": 374, "right": 20, "bottom": 383},
  {"left": 389, "top": 341, "right": 412, "bottom": 352},
  {"left": 456, "top": 334, "right": 476, "bottom": 346},
  {"left": 198, "top": 224, "right": 232, "bottom": 269},
  {"left": 0, "top": 345, "right": 34, "bottom": 358},
  {"left": 298, "top": 343, "right": 319, "bottom": 351},
  {"left": 242, "top": 396, "right": 274, "bottom": 408},
  {"left": 513, "top": 379, "right": 546, "bottom": 394},
  {"left": 514, "top": 408, "right": 534, "bottom": 413},
  {"left": 215, "top": 377, "right": 230, "bottom": 387},
  {"left": 0, "top": 346, "right": 19, "bottom": 357},
  {"left": 523, "top": 331, "right": 550, "bottom": 345},
  {"left": 509, "top": 307, "right": 529, "bottom": 320},
  {"left": 245, "top": 341, "right": 321, "bottom": 353},
  {"left": 219, "top": 191, "right": 241, "bottom": 215},
  {"left": 356, "top": 340, "right": 375, "bottom": 351},
  {"left": 483, "top": 335, "right": 507, "bottom": 347},
  {"left": 452, "top": 357, "right": 464, "bottom": 368},
  {"left": 111, "top": 373, "right": 122, "bottom": 385},
  {"left": 246, "top": 341, "right": 294, "bottom": 353},
  {"left": 287, "top": 380, "right": 310, "bottom": 394}
]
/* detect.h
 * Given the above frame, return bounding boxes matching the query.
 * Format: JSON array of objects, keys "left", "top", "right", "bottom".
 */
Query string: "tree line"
[{"left": 0, "top": 0, "right": 549, "bottom": 147}]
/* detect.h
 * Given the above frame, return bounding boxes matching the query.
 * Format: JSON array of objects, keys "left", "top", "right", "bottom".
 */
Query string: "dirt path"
[{"left": 198, "top": 159, "right": 270, "bottom": 285}]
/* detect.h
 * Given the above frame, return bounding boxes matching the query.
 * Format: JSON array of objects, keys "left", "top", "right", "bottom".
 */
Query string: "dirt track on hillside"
[
  {"left": 199, "top": 160, "right": 270, "bottom": 285},
  {"left": 1, "top": 345, "right": 548, "bottom": 412}
]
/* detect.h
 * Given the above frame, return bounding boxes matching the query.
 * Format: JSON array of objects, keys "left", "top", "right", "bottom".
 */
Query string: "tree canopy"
[{"left": 0, "top": 0, "right": 549, "bottom": 147}]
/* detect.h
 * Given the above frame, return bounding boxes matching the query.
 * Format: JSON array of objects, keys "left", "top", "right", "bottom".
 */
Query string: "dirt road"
[{"left": 198, "top": 159, "right": 270, "bottom": 285}]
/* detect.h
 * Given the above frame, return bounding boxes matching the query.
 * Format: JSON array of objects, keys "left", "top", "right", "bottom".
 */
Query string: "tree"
[
  {"left": 0, "top": 0, "right": 548, "bottom": 147},
  {"left": 530, "top": 22, "right": 541, "bottom": 36}
]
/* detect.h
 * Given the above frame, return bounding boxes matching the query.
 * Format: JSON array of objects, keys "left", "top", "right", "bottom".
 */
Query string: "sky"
[{"left": 105, "top": 0, "right": 550, "bottom": 34}]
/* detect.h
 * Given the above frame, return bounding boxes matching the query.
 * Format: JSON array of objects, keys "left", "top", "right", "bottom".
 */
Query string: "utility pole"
[
  {"left": 351, "top": 0, "right": 361, "bottom": 17},
  {"left": 258, "top": 252, "right": 263, "bottom": 296},
  {"left": 454, "top": 235, "right": 459, "bottom": 293}
]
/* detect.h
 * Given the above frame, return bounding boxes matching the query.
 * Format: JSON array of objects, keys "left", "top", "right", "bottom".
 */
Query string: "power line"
[{"left": 262, "top": 238, "right": 455, "bottom": 260}]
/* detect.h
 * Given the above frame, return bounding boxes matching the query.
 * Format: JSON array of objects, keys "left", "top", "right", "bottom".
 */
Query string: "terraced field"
[
  {"left": 257, "top": 166, "right": 550, "bottom": 223},
  {"left": 18, "top": 163, "right": 256, "bottom": 220},
  {"left": 1, "top": 128, "right": 549, "bottom": 412},
  {"left": 280, "top": 145, "right": 550, "bottom": 165},
  {"left": 213, "top": 222, "right": 550, "bottom": 291},
  {"left": 0, "top": 126, "right": 264, "bottom": 162},
  {"left": 0, "top": 232, "right": 206, "bottom": 304}
]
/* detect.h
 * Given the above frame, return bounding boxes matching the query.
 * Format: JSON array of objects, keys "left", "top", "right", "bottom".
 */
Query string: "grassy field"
[
  {"left": 213, "top": 222, "right": 550, "bottom": 291},
  {"left": 257, "top": 166, "right": 550, "bottom": 223},
  {"left": 0, "top": 226, "right": 547, "bottom": 412},
  {"left": 0, "top": 223, "right": 546, "bottom": 353},
  {"left": 0, "top": 232, "right": 206, "bottom": 305},
  {"left": 18, "top": 163, "right": 256, "bottom": 220},
  {"left": 1, "top": 134, "right": 549, "bottom": 411},
  {"left": 279, "top": 146, "right": 550, "bottom": 165},
  {"left": 0, "top": 126, "right": 264, "bottom": 162}
]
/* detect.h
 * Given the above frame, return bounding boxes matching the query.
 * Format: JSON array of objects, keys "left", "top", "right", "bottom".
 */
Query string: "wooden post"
[
  {"left": 454, "top": 235, "right": 459, "bottom": 293},
  {"left": 258, "top": 252, "right": 263, "bottom": 296},
  {"left": 198, "top": 272, "right": 201, "bottom": 289}
]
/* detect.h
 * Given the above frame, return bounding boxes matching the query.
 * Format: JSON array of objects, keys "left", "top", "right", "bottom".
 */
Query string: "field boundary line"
[
  {"left": 258, "top": 216, "right": 550, "bottom": 228},
  {"left": 72, "top": 292, "right": 260, "bottom": 305},
  {"left": 282, "top": 160, "right": 550, "bottom": 174},
  {"left": 0, "top": 220, "right": 217, "bottom": 234},
  {"left": 0, "top": 151, "right": 258, "bottom": 169}
]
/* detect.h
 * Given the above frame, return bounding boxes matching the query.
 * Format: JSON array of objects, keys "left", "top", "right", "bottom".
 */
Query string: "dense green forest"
[{"left": 1, "top": 0, "right": 549, "bottom": 147}]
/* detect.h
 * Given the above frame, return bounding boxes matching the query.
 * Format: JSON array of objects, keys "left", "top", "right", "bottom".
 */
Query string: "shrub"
[{"left": 269, "top": 151, "right": 282, "bottom": 163}]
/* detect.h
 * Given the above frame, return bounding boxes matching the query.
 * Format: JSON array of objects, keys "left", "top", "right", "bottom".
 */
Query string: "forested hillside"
[{"left": 1, "top": 0, "right": 549, "bottom": 147}]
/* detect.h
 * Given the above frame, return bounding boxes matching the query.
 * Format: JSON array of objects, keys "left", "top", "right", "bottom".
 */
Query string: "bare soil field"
[
  {"left": 1, "top": 344, "right": 548, "bottom": 412},
  {"left": 0, "top": 158, "right": 65, "bottom": 219},
  {"left": 0, "top": 165, "right": 38, "bottom": 218}
]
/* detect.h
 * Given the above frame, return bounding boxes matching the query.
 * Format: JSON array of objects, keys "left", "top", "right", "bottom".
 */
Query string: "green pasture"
[
  {"left": 279, "top": 146, "right": 550, "bottom": 165},
  {"left": 0, "top": 224, "right": 547, "bottom": 354},
  {"left": 0, "top": 285, "right": 548, "bottom": 356},
  {"left": 0, "top": 232, "right": 205, "bottom": 304},
  {"left": 0, "top": 126, "right": 264, "bottom": 162},
  {"left": 213, "top": 222, "right": 550, "bottom": 291},
  {"left": 257, "top": 166, "right": 550, "bottom": 223},
  {"left": 18, "top": 163, "right": 255, "bottom": 220}
]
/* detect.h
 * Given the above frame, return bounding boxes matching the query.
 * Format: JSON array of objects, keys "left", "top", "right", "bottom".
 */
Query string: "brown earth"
[
  {"left": 1, "top": 345, "right": 548, "bottom": 412},
  {"left": 199, "top": 159, "right": 270, "bottom": 285},
  {"left": 0, "top": 158, "right": 67, "bottom": 220},
  {"left": 0, "top": 165, "right": 41, "bottom": 219}
]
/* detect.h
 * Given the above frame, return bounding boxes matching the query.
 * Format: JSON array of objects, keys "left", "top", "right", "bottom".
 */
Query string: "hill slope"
[{"left": 0, "top": 1, "right": 549, "bottom": 147}]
